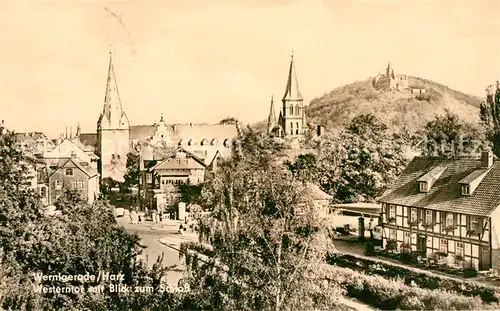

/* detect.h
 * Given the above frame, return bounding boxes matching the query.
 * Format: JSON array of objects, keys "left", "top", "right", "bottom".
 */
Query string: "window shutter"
[
  {"left": 478, "top": 217, "right": 484, "bottom": 233},
  {"left": 466, "top": 215, "right": 470, "bottom": 231},
  {"left": 453, "top": 213, "right": 458, "bottom": 227},
  {"left": 417, "top": 209, "right": 421, "bottom": 223},
  {"left": 432, "top": 211, "right": 437, "bottom": 225},
  {"left": 407, "top": 207, "right": 410, "bottom": 220}
]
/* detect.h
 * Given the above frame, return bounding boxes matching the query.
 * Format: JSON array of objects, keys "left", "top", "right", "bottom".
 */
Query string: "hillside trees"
[
  {"left": 290, "top": 114, "right": 410, "bottom": 203},
  {"left": 480, "top": 82, "right": 500, "bottom": 157},
  {"left": 179, "top": 129, "right": 342, "bottom": 310},
  {"left": 422, "top": 109, "right": 487, "bottom": 158}
]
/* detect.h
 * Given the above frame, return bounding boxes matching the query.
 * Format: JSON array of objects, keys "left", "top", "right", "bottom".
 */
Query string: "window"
[
  {"left": 389, "top": 229, "right": 397, "bottom": 241},
  {"left": 55, "top": 180, "right": 62, "bottom": 190},
  {"left": 439, "top": 239, "right": 448, "bottom": 253},
  {"left": 456, "top": 242, "right": 464, "bottom": 257},
  {"left": 410, "top": 208, "right": 417, "bottom": 222},
  {"left": 146, "top": 173, "right": 152, "bottom": 183},
  {"left": 389, "top": 205, "right": 396, "bottom": 219},
  {"left": 289, "top": 106, "right": 293, "bottom": 115},
  {"left": 419, "top": 182, "right": 427, "bottom": 192},
  {"left": 471, "top": 216, "right": 479, "bottom": 231},
  {"left": 70, "top": 150, "right": 76, "bottom": 158},
  {"left": 296, "top": 122, "right": 299, "bottom": 135},
  {"left": 462, "top": 185, "right": 470, "bottom": 195},
  {"left": 77, "top": 180, "right": 84, "bottom": 190},
  {"left": 403, "top": 232, "right": 411, "bottom": 244},
  {"left": 425, "top": 210, "right": 432, "bottom": 224},
  {"left": 40, "top": 187, "right": 46, "bottom": 197},
  {"left": 65, "top": 168, "right": 73, "bottom": 176},
  {"left": 71, "top": 180, "right": 77, "bottom": 189},
  {"left": 446, "top": 213, "right": 454, "bottom": 227}
]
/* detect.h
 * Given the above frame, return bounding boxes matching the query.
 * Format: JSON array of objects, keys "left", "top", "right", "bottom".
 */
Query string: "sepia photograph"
[{"left": 0, "top": 0, "right": 500, "bottom": 310}]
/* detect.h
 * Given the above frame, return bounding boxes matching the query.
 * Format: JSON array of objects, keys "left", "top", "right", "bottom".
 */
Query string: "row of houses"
[{"left": 17, "top": 133, "right": 100, "bottom": 206}]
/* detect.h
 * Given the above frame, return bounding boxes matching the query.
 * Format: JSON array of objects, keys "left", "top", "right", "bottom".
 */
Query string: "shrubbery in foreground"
[{"left": 324, "top": 265, "right": 500, "bottom": 310}]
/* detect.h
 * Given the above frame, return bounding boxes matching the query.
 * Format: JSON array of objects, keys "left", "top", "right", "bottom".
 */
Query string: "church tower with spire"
[
  {"left": 267, "top": 95, "right": 277, "bottom": 135},
  {"left": 96, "top": 51, "right": 131, "bottom": 181},
  {"left": 276, "top": 52, "right": 306, "bottom": 137}
]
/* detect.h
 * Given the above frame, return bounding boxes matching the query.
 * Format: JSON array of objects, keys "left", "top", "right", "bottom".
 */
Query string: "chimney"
[{"left": 481, "top": 151, "right": 493, "bottom": 168}]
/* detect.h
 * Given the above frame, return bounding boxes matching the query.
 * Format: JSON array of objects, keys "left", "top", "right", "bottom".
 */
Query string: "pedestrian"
[{"left": 369, "top": 217, "right": 374, "bottom": 240}]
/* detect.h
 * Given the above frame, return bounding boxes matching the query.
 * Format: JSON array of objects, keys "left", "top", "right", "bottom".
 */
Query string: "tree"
[
  {"left": 100, "top": 176, "right": 119, "bottom": 198},
  {"left": 219, "top": 117, "right": 239, "bottom": 125},
  {"left": 124, "top": 151, "right": 140, "bottom": 189},
  {"left": 0, "top": 125, "right": 186, "bottom": 310},
  {"left": 422, "top": 109, "right": 487, "bottom": 158},
  {"left": 284, "top": 153, "right": 322, "bottom": 183},
  {"left": 480, "top": 82, "right": 500, "bottom": 157},
  {"left": 179, "top": 184, "right": 203, "bottom": 205},
  {"left": 314, "top": 114, "right": 410, "bottom": 203},
  {"left": 179, "top": 131, "right": 342, "bottom": 310}
]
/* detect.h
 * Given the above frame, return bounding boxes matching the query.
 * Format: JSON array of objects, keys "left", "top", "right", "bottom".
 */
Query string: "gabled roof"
[
  {"left": 458, "top": 168, "right": 489, "bottom": 184},
  {"left": 304, "top": 182, "right": 332, "bottom": 201},
  {"left": 48, "top": 157, "right": 99, "bottom": 178},
  {"left": 379, "top": 157, "right": 500, "bottom": 216},
  {"left": 149, "top": 148, "right": 206, "bottom": 172},
  {"left": 129, "top": 123, "right": 238, "bottom": 142}
]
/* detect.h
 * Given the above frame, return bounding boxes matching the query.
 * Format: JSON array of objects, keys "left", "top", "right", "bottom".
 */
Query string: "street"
[{"left": 116, "top": 216, "right": 185, "bottom": 285}]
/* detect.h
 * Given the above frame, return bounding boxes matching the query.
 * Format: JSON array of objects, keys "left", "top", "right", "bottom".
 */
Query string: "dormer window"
[
  {"left": 462, "top": 185, "right": 470, "bottom": 196},
  {"left": 419, "top": 182, "right": 427, "bottom": 193},
  {"left": 65, "top": 168, "right": 74, "bottom": 176}
]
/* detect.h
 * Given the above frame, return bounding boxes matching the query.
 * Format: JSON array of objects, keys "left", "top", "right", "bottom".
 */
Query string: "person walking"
[{"left": 368, "top": 217, "right": 374, "bottom": 240}]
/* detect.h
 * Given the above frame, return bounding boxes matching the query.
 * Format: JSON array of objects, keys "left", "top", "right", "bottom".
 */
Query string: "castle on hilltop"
[{"left": 373, "top": 63, "right": 409, "bottom": 92}]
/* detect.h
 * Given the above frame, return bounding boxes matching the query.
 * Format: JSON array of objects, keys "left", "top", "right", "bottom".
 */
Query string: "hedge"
[
  {"left": 324, "top": 265, "right": 499, "bottom": 310},
  {"left": 327, "top": 252, "right": 500, "bottom": 303}
]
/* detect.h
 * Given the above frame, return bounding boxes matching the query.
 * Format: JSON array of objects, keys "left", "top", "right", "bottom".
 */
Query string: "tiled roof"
[
  {"left": 130, "top": 123, "right": 238, "bottom": 144},
  {"left": 46, "top": 157, "right": 98, "bottom": 178},
  {"left": 378, "top": 157, "right": 500, "bottom": 216},
  {"left": 458, "top": 168, "right": 488, "bottom": 184},
  {"left": 151, "top": 156, "right": 205, "bottom": 171}
]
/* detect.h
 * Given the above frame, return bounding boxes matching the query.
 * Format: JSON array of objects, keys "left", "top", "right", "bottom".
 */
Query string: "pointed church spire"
[
  {"left": 267, "top": 95, "right": 277, "bottom": 134},
  {"left": 282, "top": 51, "right": 302, "bottom": 101},
  {"left": 102, "top": 51, "right": 126, "bottom": 125},
  {"left": 76, "top": 122, "right": 81, "bottom": 137},
  {"left": 70, "top": 126, "right": 73, "bottom": 139},
  {"left": 65, "top": 126, "right": 68, "bottom": 139}
]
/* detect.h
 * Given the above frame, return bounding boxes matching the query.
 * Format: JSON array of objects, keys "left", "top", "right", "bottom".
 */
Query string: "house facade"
[
  {"left": 140, "top": 148, "right": 209, "bottom": 211},
  {"left": 379, "top": 151, "right": 500, "bottom": 271},
  {"left": 48, "top": 158, "right": 100, "bottom": 204}
]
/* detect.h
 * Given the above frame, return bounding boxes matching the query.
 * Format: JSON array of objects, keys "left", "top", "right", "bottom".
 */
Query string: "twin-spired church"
[{"left": 76, "top": 52, "right": 307, "bottom": 182}]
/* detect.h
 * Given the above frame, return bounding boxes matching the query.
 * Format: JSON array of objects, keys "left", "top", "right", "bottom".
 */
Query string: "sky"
[{"left": 0, "top": 0, "right": 499, "bottom": 137}]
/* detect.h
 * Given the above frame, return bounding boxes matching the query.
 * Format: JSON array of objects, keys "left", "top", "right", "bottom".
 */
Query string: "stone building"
[
  {"left": 76, "top": 52, "right": 240, "bottom": 182},
  {"left": 268, "top": 53, "right": 307, "bottom": 138},
  {"left": 372, "top": 63, "right": 409, "bottom": 91}
]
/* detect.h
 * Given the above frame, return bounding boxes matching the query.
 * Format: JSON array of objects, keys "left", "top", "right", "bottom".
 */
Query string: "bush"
[
  {"left": 327, "top": 253, "right": 500, "bottom": 303},
  {"left": 364, "top": 242, "right": 375, "bottom": 256},
  {"left": 400, "top": 251, "right": 418, "bottom": 264},
  {"left": 464, "top": 267, "right": 479, "bottom": 278},
  {"left": 325, "top": 265, "right": 498, "bottom": 310}
]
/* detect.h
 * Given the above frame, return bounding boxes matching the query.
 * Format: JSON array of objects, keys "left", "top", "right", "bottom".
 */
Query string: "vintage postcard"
[{"left": 0, "top": 1, "right": 499, "bottom": 310}]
